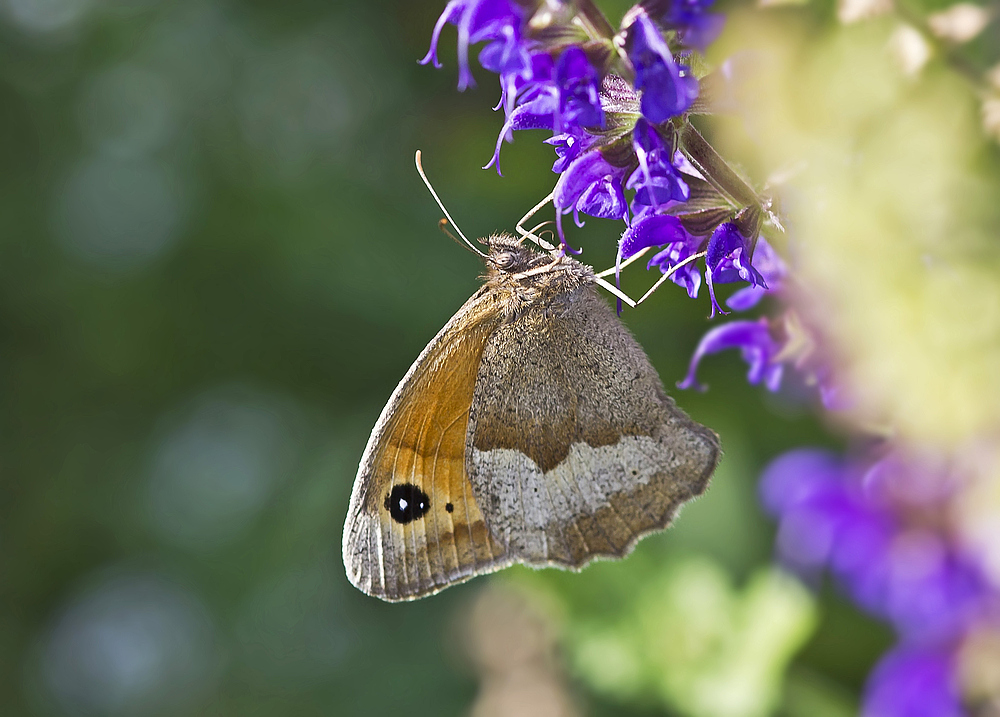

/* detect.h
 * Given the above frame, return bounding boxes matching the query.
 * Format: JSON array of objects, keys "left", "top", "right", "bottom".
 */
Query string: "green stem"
[
  {"left": 574, "top": 0, "right": 617, "bottom": 42},
  {"left": 676, "top": 119, "right": 761, "bottom": 208}
]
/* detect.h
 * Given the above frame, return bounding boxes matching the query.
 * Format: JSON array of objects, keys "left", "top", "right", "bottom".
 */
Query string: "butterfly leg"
[
  {"left": 635, "top": 251, "right": 706, "bottom": 304},
  {"left": 515, "top": 192, "right": 557, "bottom": 252}
]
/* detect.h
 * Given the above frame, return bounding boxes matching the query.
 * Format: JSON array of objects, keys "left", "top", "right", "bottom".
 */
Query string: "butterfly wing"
[
  {"left": 466, "top": 284, "right": 720, "bottom": 567},
  {"left": 343, "top": 287, "right": 511, "bottom": 602}
]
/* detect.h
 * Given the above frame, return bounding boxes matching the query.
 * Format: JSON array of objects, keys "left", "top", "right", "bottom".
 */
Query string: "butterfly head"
[
  {"left": 481, "top": 234, "right": 595, "bottom": 320},
  {"left": 482, "top": 233, "right": 583, "bottom": 276}
]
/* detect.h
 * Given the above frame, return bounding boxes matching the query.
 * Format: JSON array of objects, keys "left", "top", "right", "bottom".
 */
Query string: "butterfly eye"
[{"left": 494, "top": 251, "right": 515, "bottom": 269}]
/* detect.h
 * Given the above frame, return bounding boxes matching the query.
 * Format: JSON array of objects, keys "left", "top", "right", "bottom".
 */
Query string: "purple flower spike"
[
  {"left": 420, "top": 0, "right": 530, "bottom": 91},
  {"left": 627, "top": 118, "right": 690, "bottom": 215},
  {"left": 555, "top": 47, "right": 605, "bottom": 132},
  {"left": 626, "top": 12, "right": 699, "bottom": 123},
  {"left": 677, "top": 318, "right": 782, "bottom": 391},
  {"left": 862, "top": 646, "right": 965, "bottom": 717},
  {"left": 705, "top": 222, "right": 765, "bottom": 317}
]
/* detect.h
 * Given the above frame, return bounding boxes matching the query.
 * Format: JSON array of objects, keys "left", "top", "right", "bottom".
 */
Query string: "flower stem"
[
  {"left": 574, "top": 0, "right": 617, "bottom": 42},
  {"left": 676, "top": 119, "right": 761, "bottom": 209}
]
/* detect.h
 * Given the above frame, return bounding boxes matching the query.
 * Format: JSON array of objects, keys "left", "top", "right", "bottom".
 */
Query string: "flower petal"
[
  {"left": 627, "top": 13, "right": 699, "bottom": 122},
  {"left": 620, "top": 214, "right": 687, "bottom": 260},
  {"left": 677, "top": 318, "right": 779, "bottom": 391}
]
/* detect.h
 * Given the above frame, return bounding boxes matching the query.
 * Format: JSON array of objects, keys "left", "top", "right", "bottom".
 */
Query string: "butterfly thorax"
[{"left": 481, "top": 234, "right": 594, "bottom": 323}]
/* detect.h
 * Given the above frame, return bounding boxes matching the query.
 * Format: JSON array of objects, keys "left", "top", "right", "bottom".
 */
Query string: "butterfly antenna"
[
  {"left": 437, "top": 218, "right": 471, "bottom": 252},
  {"left": 415, "top": 150, "right": 488, "bottom": 259}
]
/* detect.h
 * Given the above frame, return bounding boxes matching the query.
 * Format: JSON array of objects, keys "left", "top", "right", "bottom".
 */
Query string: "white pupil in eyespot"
[{"left": 399, "top": 498, "right": 408, "bottom": 510}]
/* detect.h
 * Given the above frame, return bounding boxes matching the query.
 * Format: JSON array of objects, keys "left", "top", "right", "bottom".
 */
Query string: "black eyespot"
[
  {"left": 384, "top": 484, "right": 430, "bottom": 524},
  {"left": 445, "top": 503, "right": 454, "bottom": 513}
]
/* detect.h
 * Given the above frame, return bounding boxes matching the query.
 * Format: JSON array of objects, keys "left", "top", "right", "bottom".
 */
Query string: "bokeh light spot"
[
  {"left": 39, "top": 570, "right": 216, "bottom": 717},
  {"left": 146, "top": 386, "right": 301, "bottom": 551},
  {"left": 52, "top": 157, "right": 185, "bottom": 271},
  {"left": 3, "top": 0, "right": 93, "bottom": 34},
  {"left": 77, "top": 64, "right": 178, "bottom": 159}
]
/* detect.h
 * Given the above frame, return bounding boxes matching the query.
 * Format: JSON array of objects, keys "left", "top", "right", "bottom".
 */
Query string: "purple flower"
[
  {"left": 497, "top": 51, "right": 554, "bottom": 119},
  {"left": 677, "top": 318, "right": 782, "bottom": 391},
  {"left": 553, "top": 149, "right": 629, "bottom": 246},
  {"left": 554, "top": 47, "right": 604, "bottom": 132},
  {"left": 619, "top": 213, "right": 688, "bottom": 260},
  {"left": 705, "top": 222, "right": 765, "bottom": 317},
  {"left": 626, "top": 118, "right": 690, "bottom": 216},
  {"left": 617, "top": 211, "right": 702, "bottom": 298},
  {"left": 626, "top": 11, "right": 699, "bottom": 123},
  {"left": 545, "top": 129, "right": 596, "bottom": 174},
  {"left": 576, "top": 176, "right": 627, "bottom": 222},
  {"left": 487, "top": 47, "right": 607, "bottom": 173},
  {"left": 725, "top": 238, "right": 785, "bottom": 311},
  {"left": 644, "top": 0, "right": 726, "bottom": 50},
  {"left": 551, "top": 148, "right": 629, "bottom": 250},
  {"left": 649, "top": 240, "right": 703, "bottom": 298},
  {"left": 486, "top": 89, "right": 557, "bottom": 173},
  {"left": 862, "top": 646, "right": 966, "bottom": 717},
  {"left": 421, "top": 0, "right": 530, "bottom": 91}
]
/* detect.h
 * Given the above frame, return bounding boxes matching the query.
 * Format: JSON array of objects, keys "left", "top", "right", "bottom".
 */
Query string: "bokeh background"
[{"left": 2, "top": 0, "right": 997, "bottom": 715}]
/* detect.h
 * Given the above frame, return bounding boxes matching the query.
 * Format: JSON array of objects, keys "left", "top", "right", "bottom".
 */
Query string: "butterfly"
[{"left": 341, "top": 154, "right": 720, "bottom": 602}]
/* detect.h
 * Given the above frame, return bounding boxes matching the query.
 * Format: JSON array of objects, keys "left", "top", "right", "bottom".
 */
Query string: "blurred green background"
[{"left": 0, "top": 0, "right": 935, "bottom": 715}]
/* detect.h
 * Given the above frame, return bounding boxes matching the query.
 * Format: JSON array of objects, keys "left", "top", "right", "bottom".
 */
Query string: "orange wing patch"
[{"left": 342, "top": 291, "right": 510, "bottom": 601}]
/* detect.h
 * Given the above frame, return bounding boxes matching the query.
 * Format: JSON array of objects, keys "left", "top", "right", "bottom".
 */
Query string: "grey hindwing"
[{"left": 465, "top": 285, "right": 720, "bottom": 567}]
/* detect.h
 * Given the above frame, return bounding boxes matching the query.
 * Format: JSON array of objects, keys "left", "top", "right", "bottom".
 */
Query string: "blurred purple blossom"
[
  {"left": 862, "top": 646, "right": 966, "bottom": 717},
  {"left": 644, "top": 0, "right": 726, "bottom": 49},
  {"left": 761, "top": 447, "right": 988, "bottom": 715}
]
